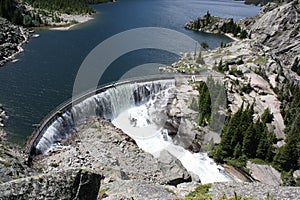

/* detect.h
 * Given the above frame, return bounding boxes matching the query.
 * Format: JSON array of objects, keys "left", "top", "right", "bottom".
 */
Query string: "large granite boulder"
[{"left": 0, "top": 168, "right": 102, "bottom": 200}]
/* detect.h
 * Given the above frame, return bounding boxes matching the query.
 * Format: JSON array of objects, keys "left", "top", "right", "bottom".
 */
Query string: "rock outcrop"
[
  {"left": 0, "top": 128, "right": 35, "bottom": 184},
  {"left": 246, "top": 161, "right": 283, "bottom": 186},
  {"left": 241, "top": 0, "right": 300, "bottom": 70},
  {"left": 101, "top": 180, "right": 177, "bottom": 200},
  {"left": 162, "top": 0, "right": 300, "bottom": 186},
  {"left": 210, "top": 182, "right": 300, "bottom": 200},
  {"left": 185, "top": 12, "right": 248, "bottom": 39},
  {"left": 0, "top": 168, "right": 101, "bottom": 200},
  {"left": 0, "top": 104, "right": 8, "bottom": 127},
  {"left": 35, "top": 119, "right": 191, "bottom": 186},
  {"left": 164, "top": 1, "right": 300, "bottom": 143},
  {"left": 0, "top": 18, "right": 29, "bottom": 66}
]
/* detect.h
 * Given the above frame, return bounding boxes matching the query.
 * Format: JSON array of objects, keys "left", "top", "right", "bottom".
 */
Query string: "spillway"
[
  {"left": 26, "top": 75, "right": 233, "bottom": 183},
  {"left": 27, "top": 78, "right": 175, "bottom": 156}
]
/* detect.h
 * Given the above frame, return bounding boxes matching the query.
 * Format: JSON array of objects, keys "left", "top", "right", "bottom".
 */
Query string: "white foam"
[{"left": 113, "top": 92, "right": 232, "bottom": 184}]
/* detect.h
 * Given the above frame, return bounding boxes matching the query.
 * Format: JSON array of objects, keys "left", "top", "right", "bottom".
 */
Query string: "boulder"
[
  {"left": 246, "top": 161, "right": 282, "bottom": 186},
  {"left": 0, "top": 168, "right": 102, "bottom": 200},
  {"left": 158, "top": 150, "right": 191, "bottom": 185},
  {"left": 101, "top": 180, "right": 176, "bottom": 200}
]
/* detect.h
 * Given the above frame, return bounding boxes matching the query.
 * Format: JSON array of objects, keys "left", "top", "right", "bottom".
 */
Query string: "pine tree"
[
  {"left": 255, "top": 121, "right": 269, "bottom": 160},
  {"left": 265, "top": 131, "right": 275, "bottom": 162},
  {"left": 217, "top": 59, "right": 223, "bottom": 72},
  {"left": 197, "top": 81, "right": 211, "bottom": 126},
  {"left": 233, "top": 143, "right": 242, "bottom": 159},
  {"left": 274, "top": 111, "right": 300, "bottom": 171},
  {"left": 273, "top": 131, "right": 299, "bottom": 171},
  {"left": 242, "top": 123, "right": 257, "bottom": 158},
  {"left": 261, "top": 108, "right": 273, "bottom": 124}
]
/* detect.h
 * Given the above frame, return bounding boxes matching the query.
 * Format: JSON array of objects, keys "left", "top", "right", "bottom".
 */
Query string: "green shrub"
[
  {"left": 50, "top": 162, "right": 59, "bottom": 168},
  {"left": 1, "top": 161, "right": 12, "bottom": 167},
  {"left": 98, "top": 187, "right": 109, "bottom": 198}
]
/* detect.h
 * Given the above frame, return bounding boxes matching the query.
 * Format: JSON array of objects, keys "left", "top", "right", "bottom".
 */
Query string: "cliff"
[{"left": 241, "top": 0, "right": 300, "bottom": 82}]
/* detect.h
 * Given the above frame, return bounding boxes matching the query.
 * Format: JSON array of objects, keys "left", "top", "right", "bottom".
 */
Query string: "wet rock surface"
[{"left": 0, "top": 104, "right": 8, "bottom": 127}]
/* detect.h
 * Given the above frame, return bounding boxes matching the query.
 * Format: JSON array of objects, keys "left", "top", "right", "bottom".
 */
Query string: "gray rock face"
[
  {"left": 241, "top": 0, "right": 300, "bottom": 78},
  {"left": 246, "top": 161, "right": 282, "bottom": 186},
  {"left": 0, "top": 168, "right": 101, "bottom": 200},
  {"left": 0, "top": 129, "right": 35, "bottom": 184},
  {"left": 165, "top": 83, "right": 201, "bottom": 152},
  {"left": 102, "top": 180, "right": 177, "bottom": 200},
  {"left": 35, "top": 119, "right": 191, "bottom": 186},
  {"left": 0, "top": 18, "right": 29, "bottom": 66},
  {"left": 210, "top": 182, "right": 300, "bottom": 200},
  {"left": 157, "top": 150, "right": 191, "bottom": 185}
]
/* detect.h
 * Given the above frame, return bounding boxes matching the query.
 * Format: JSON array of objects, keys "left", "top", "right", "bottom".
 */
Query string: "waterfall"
[
  {"left": 30, "top": 76, "right": 234, "bottom": 184},
  {"left": 34, "top": 79, "right": 175, "bottom": 154},
  {"left": 112, "top": 86, "right": 233, "bottom": 184}
]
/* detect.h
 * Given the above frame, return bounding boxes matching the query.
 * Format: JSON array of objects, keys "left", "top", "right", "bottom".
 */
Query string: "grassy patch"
[
  {"left": 50, "top": 162, "right": 59, "bottom": 168},
  {"left": 165, "top": 188, "right": 176, "bottom": 195},
  {"left": 91, "top": 124, "right": 101, "bottom": 130},
  {"left": 187, "top": 184, "right": 211, "bottom": 198},
  {"left": 254, "top": 55, "right": 266, "bottom": 65},
  {"left": 229, "top": 68, "right": 243, "bottom": 77},
  {"left": 224, "top": 158, "right": 246, "bottom": 168},
  {"left": 99, "top": 187, "right": 109, "bottom": 198},
  {"left": 249, "top": 158, "right": 271, "bottom": 165},
  {"left": 1, "top": 160, "right": 12, "bottom": 167},
  {"left": 174, "top": 184, "right": 212, "bottom": 200}
]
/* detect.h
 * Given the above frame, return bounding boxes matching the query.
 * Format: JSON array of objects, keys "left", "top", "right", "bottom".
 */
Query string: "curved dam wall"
[{"left": 25, "top": 75, "right": 181, "bottom": 158}]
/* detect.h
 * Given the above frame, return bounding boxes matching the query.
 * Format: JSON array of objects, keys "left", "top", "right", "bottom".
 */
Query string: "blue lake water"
[{"left": 0, "top": 0, "right": 259, "bottom": 143}]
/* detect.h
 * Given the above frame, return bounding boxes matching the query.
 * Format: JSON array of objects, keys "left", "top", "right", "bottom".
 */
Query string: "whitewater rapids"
[{"left": 113, "top": 90, "right": 232, "bottom": 184}]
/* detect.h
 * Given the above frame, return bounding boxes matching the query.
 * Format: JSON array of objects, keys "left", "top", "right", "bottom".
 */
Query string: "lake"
[{"left": 0, "top": 0, "right": 259, "bottom": 143}]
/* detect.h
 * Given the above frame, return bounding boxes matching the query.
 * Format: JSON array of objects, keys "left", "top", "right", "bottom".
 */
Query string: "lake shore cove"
[{"left": 0, "top": 0, "right": 110, "bottom": 66}]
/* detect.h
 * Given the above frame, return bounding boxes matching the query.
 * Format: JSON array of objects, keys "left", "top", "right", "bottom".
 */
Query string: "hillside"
[{"left": 164, "top": 0, "right": 300, "bottom": 186}]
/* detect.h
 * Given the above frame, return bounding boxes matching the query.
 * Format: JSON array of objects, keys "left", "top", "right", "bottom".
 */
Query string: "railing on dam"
[{"left": 24, "top": 72, "right": 222, "bottom": 157}]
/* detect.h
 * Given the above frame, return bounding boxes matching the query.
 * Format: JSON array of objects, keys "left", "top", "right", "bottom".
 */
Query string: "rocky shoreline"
[
  {"left": 0, "top": 18, "right": 30, "bottom": 66},
  {"left": 0, "top": 6, "right": 96, "bottom": 67},
  {"left": 0, "top": 104, "right": 8, "bottom": 127},
  {"left": 48, "top": 14, "right": 94, "bottom": 31},
  {"left": 185, "top": 12, "right": 248, "bottom": 40}
]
